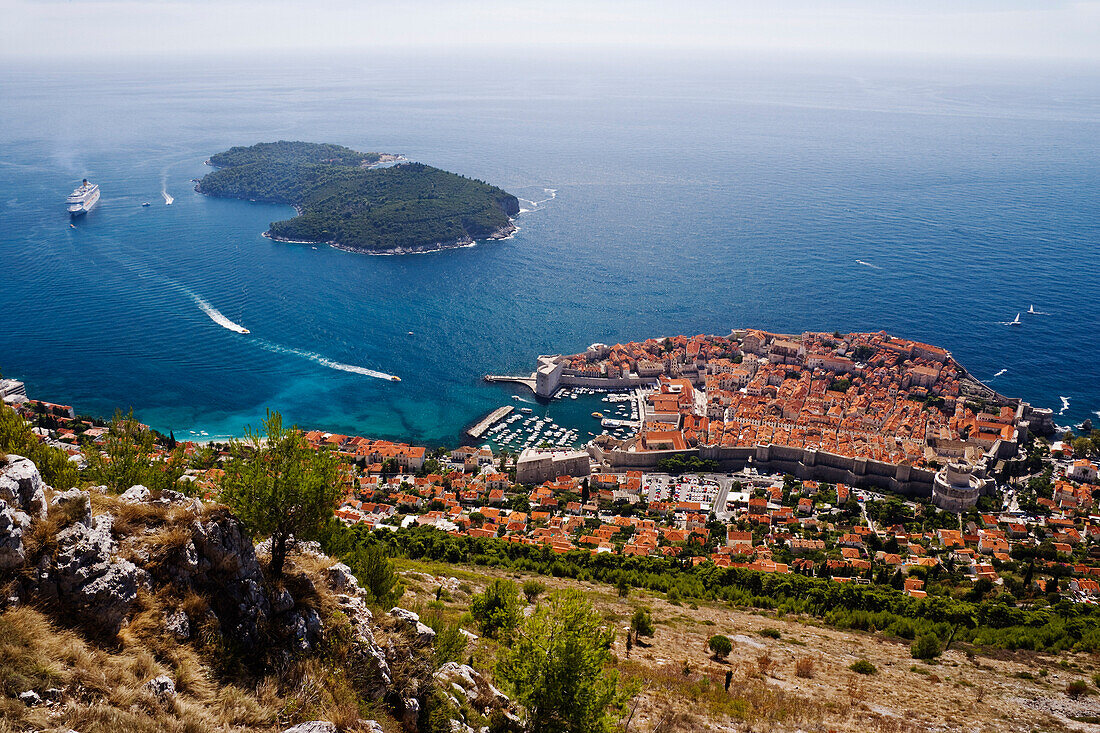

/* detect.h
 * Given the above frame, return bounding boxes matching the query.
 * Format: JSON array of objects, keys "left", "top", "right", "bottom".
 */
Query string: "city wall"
[{"left": 592, "top": 442, "right": 937, "bottom": 497}]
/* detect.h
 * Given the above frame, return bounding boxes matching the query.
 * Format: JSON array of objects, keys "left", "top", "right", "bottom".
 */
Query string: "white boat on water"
[
  {"left": 66, "top": 179, "right": 100, "bottom": 216},
  {"left": 1009, "top": 313, "right": 1022, "bottom": 326}
]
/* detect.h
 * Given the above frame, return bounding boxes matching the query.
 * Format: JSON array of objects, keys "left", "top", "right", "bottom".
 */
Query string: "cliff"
[
  {"left": 0, "top": 454, "right": 514, "bottom": 732},
  {"left": 196, "top": 141, "right": 520, "bottom": 255}
]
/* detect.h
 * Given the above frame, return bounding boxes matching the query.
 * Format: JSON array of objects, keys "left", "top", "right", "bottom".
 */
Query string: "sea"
[{"left": 1, "top": 50, "right": 1098, "bottom": 446}]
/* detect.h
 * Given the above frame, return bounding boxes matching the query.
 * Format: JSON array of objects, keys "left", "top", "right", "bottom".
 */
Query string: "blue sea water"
[{"left": 1, "top": 51, "right": 1098, "bottom": 444}]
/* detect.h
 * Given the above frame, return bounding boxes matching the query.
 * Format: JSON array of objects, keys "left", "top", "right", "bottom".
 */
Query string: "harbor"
[
  {"left": 465, "top": 405, "right": 513, "bottom": 439},
  {"left": 478, "top": 386, "right": 644, "bottom": 452}
]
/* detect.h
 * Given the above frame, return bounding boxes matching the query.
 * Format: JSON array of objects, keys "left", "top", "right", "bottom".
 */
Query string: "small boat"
[
  {"left": 390, "top": 375, "right": 401, "bottom": 382},
  {"left": 69, "top": 223, "right": 75, "bottom": 229},
  {"left": 1009, "top": 313, "right": 1021, "bottom": 326},
  {"left": 141, "top": 202, "right": 151, "bottom": 207},
  {"left": 592, "top": 412, "right": 604, "bottom": 419},
  {"left": 240, "top": 328, "right": 250, "bottom": 334}
]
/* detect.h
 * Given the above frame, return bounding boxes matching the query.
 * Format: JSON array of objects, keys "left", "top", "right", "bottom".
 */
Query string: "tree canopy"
[
  {"left": 197, "top": 141, "right": 519, "bottom": 252},
  {"left": 497, "top": 590, "right": 629, "bottom": 733},
  {"left": 219, "top": 410, "right": 341, "bottom": 578}
]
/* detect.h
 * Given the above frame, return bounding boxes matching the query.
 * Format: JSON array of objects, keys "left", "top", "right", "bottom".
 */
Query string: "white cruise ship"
[{"left": 66, "top": 179, "right": 100, "bottom": 216}]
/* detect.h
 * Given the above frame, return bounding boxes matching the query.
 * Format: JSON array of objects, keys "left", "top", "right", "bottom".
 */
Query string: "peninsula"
[{"left": 195, "top": 141, "right": 520, "bottom": 254}]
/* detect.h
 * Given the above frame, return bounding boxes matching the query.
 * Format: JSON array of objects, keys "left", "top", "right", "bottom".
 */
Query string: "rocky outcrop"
[
  {"left": 389, "top": 606, "right": 437, "bottom": 645},
  {"left": 119, "top": 484, "right": 150, "bottom": 504},
  {"left": 39, "top": 504, "right": 143, "bottom": 635},
  {"left": 0, "top": 455, "right": 48, "bottom": 522},
  {"left": 281, "top": 722, "right": 337, "bottom": 733},
  {"left": 322, "top": 562, "right": 391, "bottom": 687},
  {"left": 0, "top": 499, "right": 28, "bottom": 569},
  {"left": 185, "top": 513, "right": 272, "bottom": 649},
  {"left": 144, "top": 675, "right": 176, "bottom": 699},
  {"left": 434, "top": 662, "right": 513, "bottom": 721}
]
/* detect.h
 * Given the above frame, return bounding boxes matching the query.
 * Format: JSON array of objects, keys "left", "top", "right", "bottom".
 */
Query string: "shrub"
[
  {"left": 911, "top": 633, "right": 942, "bottom": 660},
  {"left": 522, "top": 579, "right": 545, "bottom": 604},
  {"left": 470, "top": 579, "right": 522, "bottom": 639},
  {"left": 1092, "top": 672, "right": 1100, "bottom": 689},
  {"left": 759, "top": 627, "right": 781, "bottom": 639},
  {"left": 496, "top": 590, "right": 630, "bottom": 733},
  {"left": 630, "top": 608, "right": 655, "bottom": 644},
  {"left": 794, "top": 657, "right": 815, "bottom": 679},
  {"left": 849, "top": 660, "right": 876, "bottom": 675},
  {"left": 708, "top": 634, "right": 732, "bottom": 660},
  {"left": 1067, "top": 680, "right": 1091, "bottom": 700}
]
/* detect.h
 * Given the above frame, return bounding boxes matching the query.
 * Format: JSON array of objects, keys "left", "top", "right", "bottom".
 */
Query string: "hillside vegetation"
[{"left": 197, "top": 141, "right": 519, "bottom": 253}]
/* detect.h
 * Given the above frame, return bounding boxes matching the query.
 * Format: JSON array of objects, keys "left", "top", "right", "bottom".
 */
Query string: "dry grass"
[
  {"left": 397, "top": 559, "right": 1100, "bottom": 733},
  {"left": 794, "top": 656, "right": 816, "bottom": 679}
]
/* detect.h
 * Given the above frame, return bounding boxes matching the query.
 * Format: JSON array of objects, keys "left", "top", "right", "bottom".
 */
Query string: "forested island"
[{"left": 196, "top": 141, "right": 520, "bottom": 254}]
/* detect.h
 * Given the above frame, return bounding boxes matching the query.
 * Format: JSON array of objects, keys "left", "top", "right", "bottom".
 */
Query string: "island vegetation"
[{"left": 196, "top": 141, "right": 520, "bottom": 254}]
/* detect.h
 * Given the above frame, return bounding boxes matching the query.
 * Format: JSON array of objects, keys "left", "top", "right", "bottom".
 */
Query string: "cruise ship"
[{"left": 66, "top": 179, "right": 100, "bottom": 216}]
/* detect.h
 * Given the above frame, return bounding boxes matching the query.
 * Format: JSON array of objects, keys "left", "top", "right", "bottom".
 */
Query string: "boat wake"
[
  {"left": 255, "top": 339, "right": 398, "bottom": 382},
  {"left": 991, "top": 369, "right": 1007, "bottom": 379},
  {"left": 162, "top": 191, "right": 174, "bottom": 205},
  {"left": 188, "top": 292, "right": 249, "bottom": 334},
  {"left": 518, "top": 188, "right": 558, "bottom": 211},
  {"left": 1059, "top": 396, "right": 1071, "bottom": 415},
  {"left": 855, "top": 259, "right": 882, "bottom": 270}
]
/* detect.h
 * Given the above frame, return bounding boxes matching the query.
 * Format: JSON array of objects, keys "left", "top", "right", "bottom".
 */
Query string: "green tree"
[
  {"left": 470, "top": 578, "right": 522, "bottom": 639},
  {"left": 0, "top": 403, "right": 79, "bottom": 489},
  {"left": 708, "top": 634, "right": 732, "bottom": 660},
  {"left": 630, "top": 607, "right": 655, "bottom": 645},
  {"left": 219, "top": 410, "right": 340, "bottom": 578},
  {"left": 910, "top": 633, "right": 942, "bottom": 660},
  {"left": 523, "top": 579, "right": 546, "bottom": 604},
  {"left": 497, "top": 590, "right": 630, "bottom": 733},
  {"left": 347, "top": 542, "right": 404, "bottom": 607}
]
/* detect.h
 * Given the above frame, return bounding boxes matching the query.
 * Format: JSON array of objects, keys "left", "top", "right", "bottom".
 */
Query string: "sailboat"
[
  {"left": 1027, "top": 305, "right": 1036, "bottom": 314},
  {"left": 1009, "top": 313, "right": 1021, "bottom": 326}
]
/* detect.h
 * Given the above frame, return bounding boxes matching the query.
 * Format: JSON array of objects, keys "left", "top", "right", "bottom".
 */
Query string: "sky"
[{"left": 1, "top": 0, "right": 1099, "bottom": 61}]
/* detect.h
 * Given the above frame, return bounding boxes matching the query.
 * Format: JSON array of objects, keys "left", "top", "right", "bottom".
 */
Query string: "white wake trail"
[
  {"left": 991, "top": 369, "right": 1007, "bottom": 378},
  {"left": 855, "top": 259, "right": 882, "bottom": 270},
  {"left": 188, "top": 292, "right": 249, "bottom": 334},
  {"left": 1059, "top": 396, "right": 1071, "bottom": 415},
  {"left": 256, "top": 340, "right": 398, "bottom": 382},
  {"left": 162, "top": 191, "right": 174, "bottom": 205}
]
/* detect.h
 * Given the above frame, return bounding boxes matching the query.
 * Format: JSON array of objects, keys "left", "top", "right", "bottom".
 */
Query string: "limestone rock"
[
  {"left": 0, "top": 499, "right": 29, "bottom": 569},
  {"left": 166, "top": 608, "right": 190, "bottom": 641},
  {"left": 389, "top": 606, "right": 436, "bottom": 644},
  {"left": 283, "top": 607, "right": 323, "bottom": 652},
  {"left": 50, "top": 488, "right": 92, "bottom": 526},
  {"left": 144, "top": 675, "right": 176, "bottom": 699},
  {"left": 49, "top": 513, "right": 142, "bottom": 634},
  {"left": 281, "top": 722, "right": 337, "bottom": 733},
  {"left": 434, "top": 663, "right": 511, "bottom": 721},
  {"left": 402, "top": 696, "right": 420, "bottom": 728},
  {"left": 358, "top": 721, "right": 384, "bottom": 733},
  {"left": 119, "top": 485, "right": 151, "bottom": 504},
  {"left": 189, "top": 514, "right": 271, "bottom": 649},
  {"left": 0, "top": 455, "right": 47, "bottom": 520},
  {"left": 19, "top": 690, "right": 42, "bottom": 707},
  {"left": 270, "top": 587, "right": 295, "bottom": 615}
]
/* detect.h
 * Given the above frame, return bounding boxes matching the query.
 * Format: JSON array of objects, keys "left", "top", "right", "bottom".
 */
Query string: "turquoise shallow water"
[{"left": 1, "top": 52, "right": 1098, "bottom": 445}]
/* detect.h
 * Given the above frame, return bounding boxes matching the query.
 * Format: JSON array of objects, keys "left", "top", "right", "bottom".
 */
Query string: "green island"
[{"left": 195, "top": 140, "right": 520, "bottom": 254}]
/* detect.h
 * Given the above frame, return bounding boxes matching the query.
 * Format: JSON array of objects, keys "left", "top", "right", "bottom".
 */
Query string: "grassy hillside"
[{"left": 197, "top": 141, "right": 519, "bottom": 253}]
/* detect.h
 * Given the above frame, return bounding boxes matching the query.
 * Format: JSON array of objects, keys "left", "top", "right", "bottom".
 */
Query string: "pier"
[
  {"left": 466, "top": 405, "right": 514, "bottom": 439},
  {"left": 483, "top": 374, "right": 538, "bottom": 392}
]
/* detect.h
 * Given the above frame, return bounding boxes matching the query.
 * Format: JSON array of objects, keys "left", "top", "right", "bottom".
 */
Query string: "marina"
[
  {"left": 481, "top": 386, "right": 643, "bottom": 452},
  {"left": 465, "top": 405, "right": 513, "bottom": 439}
]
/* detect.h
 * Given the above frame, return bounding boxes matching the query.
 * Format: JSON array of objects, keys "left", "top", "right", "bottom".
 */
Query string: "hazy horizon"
[{"left": 3, "top": 0, "right": 1100, "bottom": 63}]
